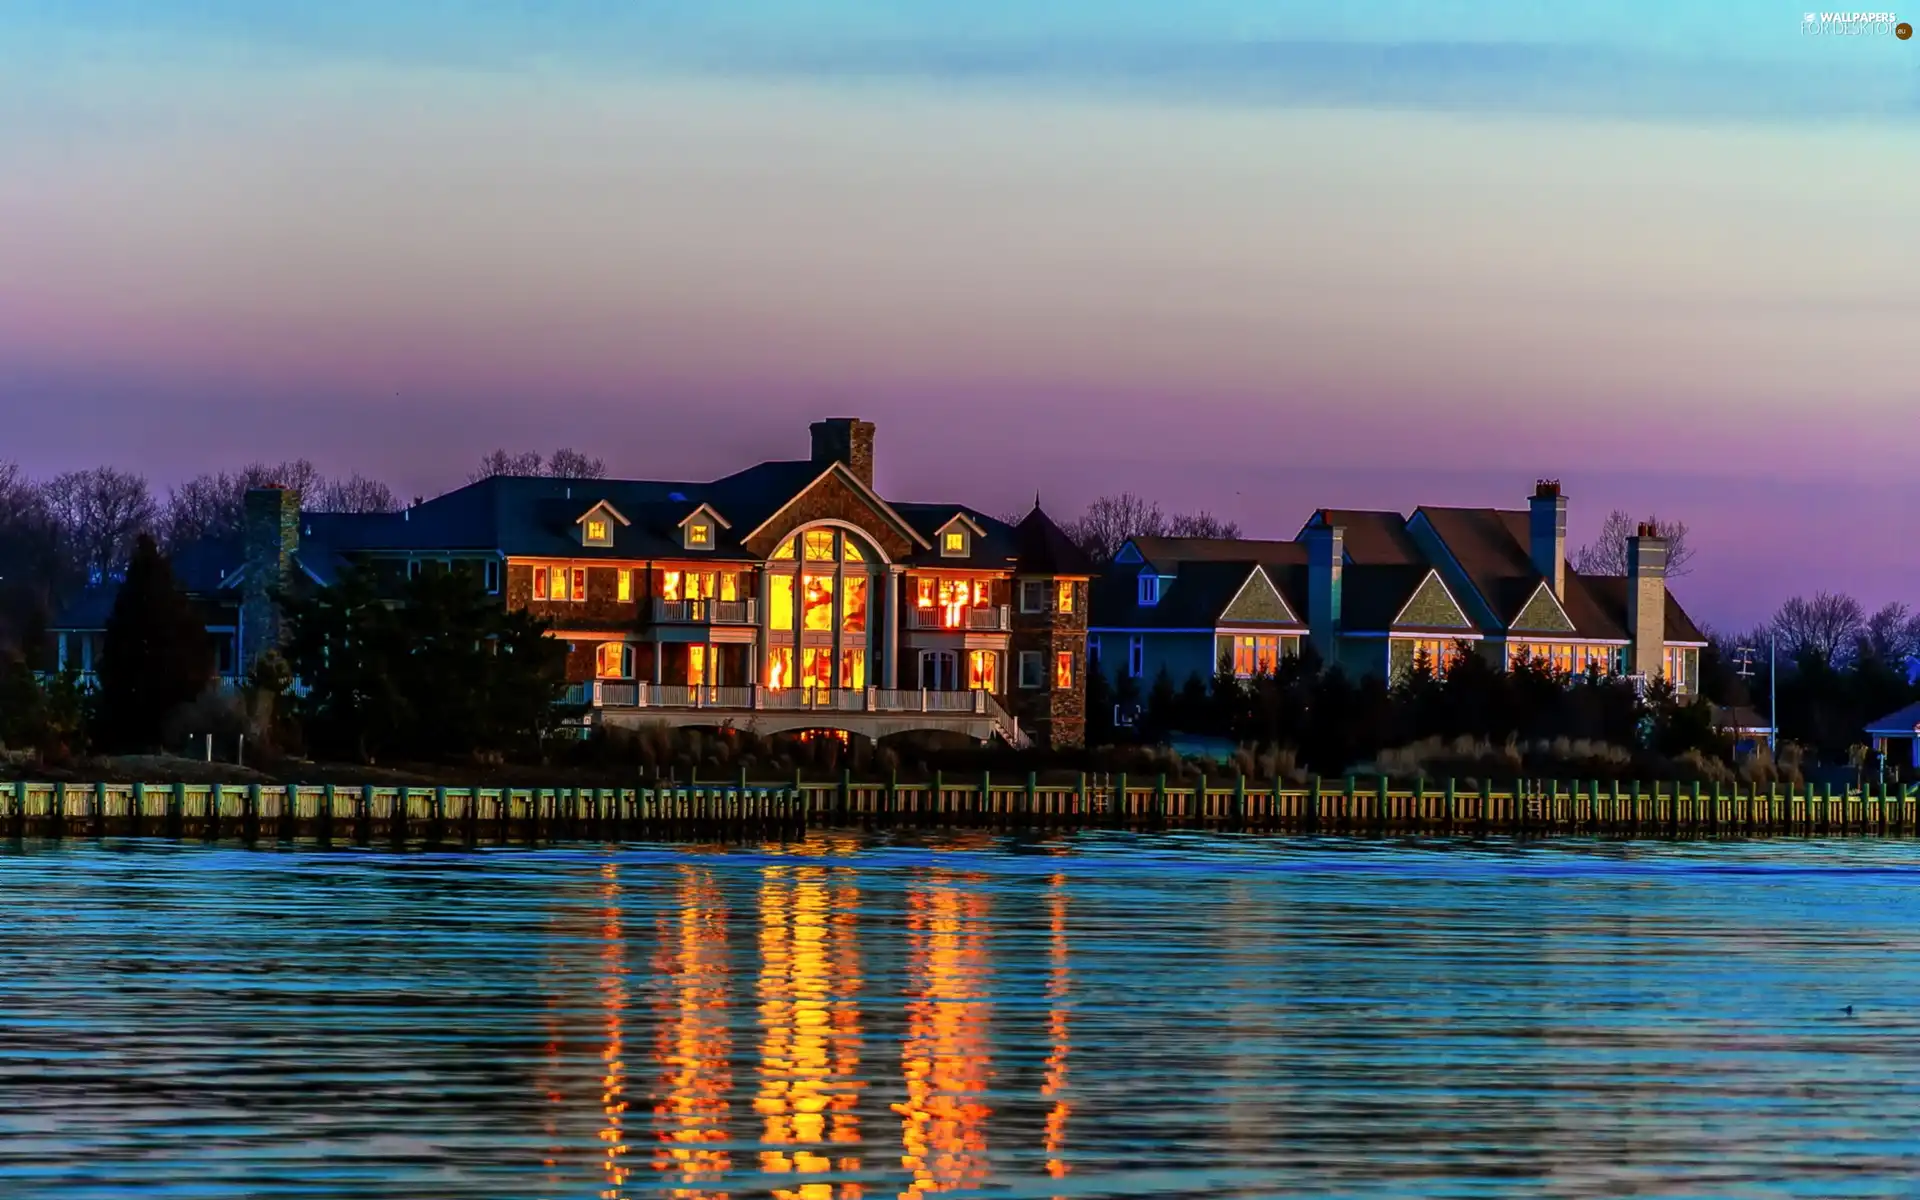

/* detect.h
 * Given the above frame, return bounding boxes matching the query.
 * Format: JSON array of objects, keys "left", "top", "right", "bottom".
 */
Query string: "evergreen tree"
[
  {"left": 1083, "top": 655, "right": 1115, "bottom": 744},
  {"left": 1141, "top": 666, "right": 1178, "bottom": 741},
  {"left": 95, "top": 534, "right": 213, "bottom": 751}
]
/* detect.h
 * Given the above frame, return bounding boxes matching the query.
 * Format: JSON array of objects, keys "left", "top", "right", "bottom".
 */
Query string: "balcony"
[
  {"left": 652, "top": 598, "right": 757, "bottom": 625},
  {"left": 560, "top": 681, "right": 1025, "bottom": 747},
  {"left": 907, "top": 605, "right": 1011, "bottom": 633}
]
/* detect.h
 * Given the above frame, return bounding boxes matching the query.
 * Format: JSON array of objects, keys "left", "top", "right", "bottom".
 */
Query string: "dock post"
[
  {"left": 1025, "top": 772, "right": 1037, "bottom": 823},
  {"left": 1376, "top": 776, "right": 1390, "bottom": 836},
  {"left": 1308, "top": 776, "right": 1321, "bottom": 832},
  {"left": 1233, "top": 774, "right": 1246, "bottom": 826},
  {"left": 1154, "top": 774, "right": 1167, "bottom": 826},
  {"left": 978, "top": 769, "right": 991, "bottom": 825},
  {"left": 1113, "top": 771, "right": 1128, "bottom": 825},
  {"left": 92, "top": 781, "right": 107, "bottom": 839}
]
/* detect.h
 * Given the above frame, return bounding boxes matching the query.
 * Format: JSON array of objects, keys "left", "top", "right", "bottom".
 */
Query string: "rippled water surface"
[{"left": 5, "top": 833, "right": 1920, "bottom": 1198}]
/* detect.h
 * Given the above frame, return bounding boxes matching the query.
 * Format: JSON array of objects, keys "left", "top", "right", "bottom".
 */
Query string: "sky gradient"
[{"left": 3, "top": 2, "right": 1916, "bottom": 629}]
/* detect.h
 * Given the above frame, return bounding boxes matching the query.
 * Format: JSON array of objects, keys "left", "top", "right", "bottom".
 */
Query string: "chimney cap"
[
  {"left": 1636, "top": 521, "right": 1658, "bottom": 538},
  {"left": 1533, "top": 480, "right": 1562, "bottom": 498}
]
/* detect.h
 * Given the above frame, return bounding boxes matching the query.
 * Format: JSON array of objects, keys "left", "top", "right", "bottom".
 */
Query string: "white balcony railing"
[
  {"left": 906, "top": 605, "right": 1011, "bottom": 633},
  {"left": 565, "top": 680, "right": 1025, "bottom": 747},
  {"left": 651, "top": 598, "right": 757, "bottom": 624}
]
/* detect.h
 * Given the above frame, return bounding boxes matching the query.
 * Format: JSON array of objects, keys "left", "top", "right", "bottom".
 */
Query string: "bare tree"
[
  {"left": 313, "top": 473, "right": 400, "bottom": 514},
  {"left": 1065, "top": 493, "right": 1167, "bottom": 564},
  {"left": 1861, "top": 601, "right": 1920, "bottom": 666},
  {"left": 1771, "top": 591, "right": 1866, "bottom": 667},
  {"left": 1166, "top": 510, "right": 1243, "bottom": 539},
  {"left": 1572, "top": 510, "right": 1695, "bottom": 578},
  {"left": 40, "top": 467, "right": 158, "bottom": 586},
  {"left": 545, "top": 448, "right": 607, "bottom": 479},
  {"left": 0, "top": 463, "right": 62, "bottom": 648},
  {"left": 468, "top": 450, "right": 545, "bottom": 483},
  {"left": 160, "top": 460, "right": 339, "bottom": 549}
]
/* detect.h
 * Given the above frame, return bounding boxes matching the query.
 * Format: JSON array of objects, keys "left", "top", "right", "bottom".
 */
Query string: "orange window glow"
[
  {"left": 770, "top": 575, "right": 795, "bottom": 631},
  {"left": 595, "top": 642, "right": 629, "bottom": 679},
  {"left": 687, "top": 523, "right": 710, "bottom": 545},
  {"left": 943, "top": 531, "right": 965, "bottom": 553},
  {"left": 719, "top": 572, "right": 739, "bottom": 602},
  {"left": 616, "top": 569, "right": 631, "bottom": 603},
  {"left": 688, "top": 645, "right": 711, "bottom": 685},
  {"left": 533, "top": 567, "right": 549, "bottom": 601},
  {"left": 916, "top": 578, "right": 934, "bottom": 608},
  {"left": 967, "top": 650, "right": 997, "bottom": 691},
  {"left": 840, "top": 649, "right": 865, "bottom": 689},
  {"left": 766, "top": 646, "right": 793, "bottom": 689},
  {"left": 802, "top": 573, "right": 835, "bottom": 631},
  {"left": 801, "top": 647, "right": 833, "bottom": 690},
  {"left": 1057, "top": 580, "right": 1074, "bottom": 613},
  {"left": 771, "top": 537, "right": 795, "bottom": 560},
  {"left": 570, "top": 567, "right": 586, "bottom": 602},
  {"left": 661, "top": 570, "right": 683, "bottom": 602},
  {"left": 803, "top": 530, "right": 835, "bottom": 561},
  {"left": 586, "top": 518, "right": 608, "bottom": 542},
  {"left": 843, "top": 538, "right": 864, "bottom": 562},
  {"left": 1054, "top": 651, "right": 1073, "bottom": 690},
  {"left": 841, "top": 575, "right": 868, "bottom": 633}
]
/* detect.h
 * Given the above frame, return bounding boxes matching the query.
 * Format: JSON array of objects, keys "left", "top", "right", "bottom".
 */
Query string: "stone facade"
[
  {"left": 742, "top": 471, "right": 916, "bottom": 561},
  {"left": 506, "top": 563, "right": 647, "bottom": 631},
  {"left": 1510, "top": 583, "right": 1575, "bottom": 633},
  {"left": 1626, "top": 529, "right": 1668, "bottom": 678},
  {"left": 1010, "top": 577, "right": 1089, "bottom": 749},
  {"left": 1219, "top": 568, "right": 1294, "bottom": 624},
  {"left": 240, "top": 487, "right": 299, "bottom": 674}
]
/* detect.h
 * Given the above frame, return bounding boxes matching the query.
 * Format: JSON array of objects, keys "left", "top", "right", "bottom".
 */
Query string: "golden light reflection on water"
[
  {"left": 756, "top": 836, "right": 866, "bottom": 1199},
  {"left": 650, "top": 864, "right": 732, "bottom": 1198},
  {"left": 896, "top": 873, "right": 994, "bottom": 1198},
  {"left": 599, "top": 863, "right": 632, "bottom": 1199},
  {"left": 1041, "top": 874, "right": 1071, "bottom": 1190}
]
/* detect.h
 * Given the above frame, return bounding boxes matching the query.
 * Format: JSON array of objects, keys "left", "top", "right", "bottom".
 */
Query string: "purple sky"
[{"left": 4, "top": 3, "right": 1917, "bottom": 632}]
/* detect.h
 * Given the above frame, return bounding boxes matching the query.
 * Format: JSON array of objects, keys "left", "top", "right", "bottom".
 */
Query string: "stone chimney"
[
  {"left": 240, "top": 486, "right": 300, "bottom": 675},
  {"left": 1626, "top": 522, "right": 1668, "bottom": 679},
  {"left": 809, "top": 418, "right": 876, "bottom": 489},
  {"left": 1529, "top": 480, "right": 1567, "bottom": 600},
  {"left": 1306, "top": 523, "right": 1344, "bottom": 663}
]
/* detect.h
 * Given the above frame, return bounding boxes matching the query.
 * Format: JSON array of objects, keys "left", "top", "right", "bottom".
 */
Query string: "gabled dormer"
[
  {"left": 935, "top": 512, "right": 986, "bottom": 558},
  {"left": 1137, "top": 569, "right": 1168, "bottom": 607},
  {"left": 576, "top": 500, "right": 630, "bottom": 548},
  {"left": 678, "top": 503, "right": 731, "bottom": 552}
]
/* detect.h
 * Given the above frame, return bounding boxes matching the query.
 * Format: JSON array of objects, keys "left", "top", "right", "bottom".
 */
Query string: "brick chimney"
[
  {"left": 1626, "top": 522, "right": 1667, "bottom": 679},
  {"left": 809, "top": 418, "right": 876, "bottom": 489},
  {"left": 1529, "top": 480, "right": 1567, "bottom": 600},
  {"left": 240, "top": 486, "right": 300, "bottom": 674},
  {"left": 1306, "top": 523, "right": 1344, "bottom": 663}
]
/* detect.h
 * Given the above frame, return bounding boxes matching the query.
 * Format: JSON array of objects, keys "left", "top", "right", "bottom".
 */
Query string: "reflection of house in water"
[
  {"left": 897, "top": 875, "right": 995, "bottom": 1197},
  {"left": 649, "top": 864, "right": 733, "bottom": 1198},
  {"left": 754, "top": 844, "right": 867, "bottom": 1200}
]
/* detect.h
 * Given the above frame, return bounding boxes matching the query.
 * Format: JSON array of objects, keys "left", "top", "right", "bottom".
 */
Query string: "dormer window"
[
  {"left": 678, "top": 504, "right": 729, "bottom": 552},
  {"left": 935, "top": 515, "right": 978, "bottom": 558},
  {"left": 943, "top": 531, "right": 966, "bottom": 555},
  {"left": 1138, "top": 574, "right": 1161, "bottom": 606},
  {"left": 577, "top": 502, "right": 627, "bottom": 548}
]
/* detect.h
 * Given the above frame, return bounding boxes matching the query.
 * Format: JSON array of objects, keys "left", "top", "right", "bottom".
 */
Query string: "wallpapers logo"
[{"left": 1802, "top": 10, "right": 1905, "bottom": 34}]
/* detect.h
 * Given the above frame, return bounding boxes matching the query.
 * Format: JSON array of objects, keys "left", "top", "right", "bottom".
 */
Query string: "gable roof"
[
  {"left": 1219, "top": 565, "right": 1301, "bottom": 626},
  {"left": 1127, "top": 536, "right": 1309, "bottom": 572},
  {"left": 1339, "top": 564, "right": 1440, "bottom": 633},
  {"left": 1866, "top": 701, "right": 1920, "bottom": 737},
  {"left": 1091, "top": 560, "right": 1303, "bottom": 630},
  {"left": 1299, "top": 510, "right": 1424, "bottom": 565},
  {"left": 734, "top": 460, "right": 930, "bottom": 551}
]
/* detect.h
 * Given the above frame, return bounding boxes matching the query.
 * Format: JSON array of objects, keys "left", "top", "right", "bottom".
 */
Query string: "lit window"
[
  {"left": 839, "top": 648, "right": 865, "bottom": 689},
  {"left": 1057, "top": 580, "right": 1074, "bottom": 613},
  {"left": 1020, "top": 580, "right": 1046, "bottom": 613},
  {"left": 942, "top": 530, "right": 966, "bottom": 555},
  {"left": 688, "top": 523, "right": 711, "bottom": 547},
  {"left": 616, "top": 569, "right": 632, "bottom": 603},
  {"left": 586, "top": 518, "right": 609, "bottom": 543},
  {"left": 547, "top": 566, "right": 570, "bottom": 602},
  {"left": 766, "top": 646, "right": 793, "bottom": 689},
  {"left": 595, "top": 643, "right": 631, "bottom": 679},
  {"left": 771, "top": 537, "right": 795, "bottom": 560},
  {"left": 1054, "top": 651, "right": 1073, "bottom": 690},
  {"left": 661, "top": 570, "right": 682, "bottom": 603},
  {"left": 915, "top": 577, "right": 934, "bottom": 608},
  {"left": 968, "top": 650, "right": 998, "bottom": 690},
  {"left": 1231, "top": 635, "right": 1283, "bottom": 678},
  {"left": 533, "top": 567, "right": 549, "bottom": 601},
  {"left": 801, "top": 646, "right": 833, "bottom": 690},
  {"left": 1019, "top": 651, "right": 1044, "bottom": 689},
  {"left": 1128, "top": 635, "right": 1144, "bottom": 679},
  {"left": 719, "top": 573, "right": 738, "bottom": 602},
  {"left": 803, "top": 530, "right": 836, "bottom": 561},
  {"left": 842, "top": 538, "right": 865, "bottom": 562},
  {"left": 842, "top": 574, "right": 868, "bottom": 633},
  {"left": 571, "top": 567, "right": 586, "bottom": 602},
  {"left": 770, "top": 574, "right": 795, "bottom": 631},
  {"left": 802, "top": 573, "right": 835, "bottom": 631},
  {"left": 688, "top": 644, "right": 712, "bottom": 685},
  {"left": 1138, "top": 574, "right": 1160, "bottom": 606}
]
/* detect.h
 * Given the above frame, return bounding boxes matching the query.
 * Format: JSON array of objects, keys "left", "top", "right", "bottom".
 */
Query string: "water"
[{"left": 4, "top": 833, "right": 1920, "bottom": 1199}]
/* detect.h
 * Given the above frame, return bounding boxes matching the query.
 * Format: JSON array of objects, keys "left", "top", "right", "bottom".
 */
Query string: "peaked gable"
[
  {"left": 1391, "top": 570, "right": 1473, "bottom": 630},
  {"left": 676, "top": 502, "right": 730, "bottom": 530},
  {"left": 1509, "top": 580, "right": 1576, "bottom": 633},
  {"left": 740, "top": 463, "right": 922, "bottom": 560},
  {"left": 1219, "top": 566, "right": 1299, "bottom": 625},
  {"left": 1113, "top": 542, "right": 1145, "bottom": 565}
]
